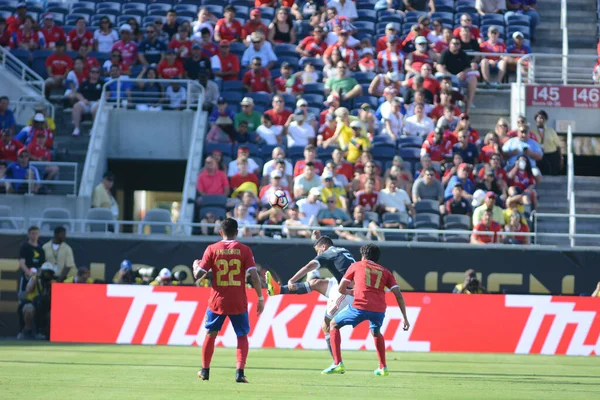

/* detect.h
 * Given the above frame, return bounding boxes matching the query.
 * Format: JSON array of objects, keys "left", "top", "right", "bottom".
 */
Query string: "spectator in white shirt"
[
  {"left": 256, "top": 114, "right": 282, "bottom": 145},
  {"left": 404, "top": 103, "right": 435, "bottom": 137},
  {"left": 296, "top": 187, "right": 326, "bottom": 225},
  {"left": 328, "top": 0, "right": 358, "bottom": 20},
  {"left": 241, "top": 31, "right": 277, "bottom": 69},
  {"left": 285, "top": 109, "right": 316, "bottom": 148},
  {"left": 165, "top": 81, "right": 187, "bottom": 110},
  {"left": 381, "top": 97, "right": 404, "bottom": 141},
  {"left": 94, "top": 16, "right": 119, "bottom": 53},
  {"left": 379, "top": 177, "right": 414, "bottom": 215},
  {"left": 228, "top": 146, "right": 261, "bottom": 177},
  {"left": 262, "top": 146, "right": 293, "bottom": 187},
  {"left": 293, "top": 161, "right": 322, "bottom": 198}
]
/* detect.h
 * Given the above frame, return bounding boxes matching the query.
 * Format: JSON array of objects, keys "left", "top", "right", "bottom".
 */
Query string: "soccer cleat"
[
  {"left": 266, "top": 271, "right": 280, "bottom": 296},
  {"left": 198, "top": 368, "right": 209, "bottom": 381},
  {"left": 236, "top": 369, "right": 248, "bottom": 383},
  {"left": 374, "top": 367, "right": 389, "bottom": 376},
  {"left": 321, "top": 362, "right": 345, "bottom": 375}
]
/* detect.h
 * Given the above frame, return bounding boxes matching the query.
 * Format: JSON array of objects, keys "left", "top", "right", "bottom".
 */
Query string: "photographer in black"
[
  {"left": 17, "top": 226, "right": 45, "bottom": 334},
  {"left": 453, "top": 269, "right": 488, "bottom": 294},
  {"left": 19, "top": 262, "right": 58, "bottom": 340},
  {"left": 113, "top": 259, "right": 143, "bottom": 284}
]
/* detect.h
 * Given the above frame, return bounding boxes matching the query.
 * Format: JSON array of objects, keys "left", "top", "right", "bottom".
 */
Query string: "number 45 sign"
[{"left": 526, "top": 85, "right": 600, "bottom": 108}]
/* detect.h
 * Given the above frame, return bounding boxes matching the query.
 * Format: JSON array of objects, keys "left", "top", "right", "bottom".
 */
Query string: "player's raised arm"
[{"left": 390, "top": 286, "right": 410, "bottom": 331}]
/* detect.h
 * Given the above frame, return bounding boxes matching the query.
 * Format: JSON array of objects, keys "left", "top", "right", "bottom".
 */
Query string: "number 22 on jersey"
[
  {"left": 365, "top": 267, "right": 383, "bottom": 289},
  {"left": 215, "top": 259, "right": 242, "bottom": 286}
]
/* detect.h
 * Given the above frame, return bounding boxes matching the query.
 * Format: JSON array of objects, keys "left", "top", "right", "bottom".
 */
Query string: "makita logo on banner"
[{"left": 50, "top": 284, "right": 600, "bottom": 356}]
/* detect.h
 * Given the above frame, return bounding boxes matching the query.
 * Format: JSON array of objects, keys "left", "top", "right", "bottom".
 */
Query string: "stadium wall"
[{"left": 49, "top": 285, "right": 600, "bottom": 356}]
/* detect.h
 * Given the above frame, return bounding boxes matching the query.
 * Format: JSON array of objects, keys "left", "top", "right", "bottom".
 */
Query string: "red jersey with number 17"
[
  {"left": 198, "top": 240, "right": 256, "bottom": 315},
  {"left": 343, "top": 260, "right": 397, "bottom": 313}
]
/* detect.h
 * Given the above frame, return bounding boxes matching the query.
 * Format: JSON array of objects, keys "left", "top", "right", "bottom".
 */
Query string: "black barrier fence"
[{"left": 2, "top": 233, "right": 600, "bottom": 336}]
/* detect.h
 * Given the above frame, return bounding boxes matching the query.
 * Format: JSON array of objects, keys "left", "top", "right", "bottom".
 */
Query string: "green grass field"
[{"left": 1, "top": 343, "right": 599, "bottom": 399}]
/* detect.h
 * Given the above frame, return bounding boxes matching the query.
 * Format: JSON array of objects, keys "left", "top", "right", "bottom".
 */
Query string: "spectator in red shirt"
[
  {"left": 429, "top": 90, "right": 461, "bottom": 122},
  {"left": 213, "top": 40, "right": 240, "bottom": 81},
  {"left": 479, "top": 133, "right": 502, "bottom": 164},
  {"left": 230, "top": 158, "right": 259, "bottom": 191},
  {"left": 242, "top": 8, "right": 268, "bottom": 44},
  {"left": 433, "top": 27, "right": 453, "bottom": 57},
  {"left": 169, "top": 25, "right": 193, "bottom": 59},
  {"left": 451, "top": 114, "right": 480, "bottom": 144},
  {"left": 67, "top": 17, "right": 94, "bottom": 51},
  {"left": 274, "top": 62, "right": 304, "bottom": 95},
  {"left": 264, "top": 95, "right": 292, "bottom": 126},
  {"left": 480, "top": 26, "right": 507, "bottom": 87},
  {"left": 478, "top": 153, "right": 509, "bottom": 188},
  {"left": 44, "top": 39, "right": 72, "bottom": 99},
  {"left": 403, "top": 64, "right": 441, "bottom": 101},
  {"left": 504, "top": 211, "right": 530, "bottom": 244},
  {"left": 324, "top": 30, "right": 359, "bottom": 69},
  {"left": 41, "top": 14, "right": 66, "bottom": 50},
  {"left": 27, "top": 132, "right": 58, "bottom": 180},
  {"left": 196, "top": 155, "right": 229, "bottom": 197},
  {"left": 77, "top": 43, "right": 100, "bottom": 72},
  {"left": 421, "top": 126, "right": 453, "bottom": 163},
  {"left": 293, "top": 144, "right": 324, "bottom": 177},
  {"left": 157, "top": 50, "right": 184, "bottom": 79},
  {"left": 0, "top": 129, "right": 23, "bottom": 162},
  {"left": 506, "top": 31, "right": 531, "bottom": 73},
  {"left": 471, "top": 209, "right": 502, "bottom": 244},
  {"left": 6, "top": 3, "right": 27, "bottom": 34},
  {"left": 376, "top": 23, "right": 399, "bottom": 54},
  {"left": 377, "top": 35, "right": 404, "bottom": 74},
  {"left": 354, "top": 178, "right": 379, "bottom": 212},
  {"left": 12, "top": 16, "right": 44, "bottom": 50},
  {"left": 112, "top": 24, "right": 139, "bottom": 67},
  {"left": 404, "top": 36, "right": 435, "bottom": 77},
  {"left": 296, "top": 25, "right": 327, "bottom": 58},
  {"left": 242, "top": 57, "right": 274, "bottom": 93},
  {"left": 453, "top": 13, "right": 482, "bottom": 43},
  {"left": 214, "top": 6, "right": 243, "bottom": 43},
  {"left": 0, "top": 18, "right": 11, "bottom": 48},
  {"left": 103, "top": 49, "right": 131, "bottom": 76}
]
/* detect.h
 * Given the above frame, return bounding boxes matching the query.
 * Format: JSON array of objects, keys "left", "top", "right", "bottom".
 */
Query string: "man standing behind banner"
[{"left": 42, "top": 226, "right": 76, "bottom": 280}]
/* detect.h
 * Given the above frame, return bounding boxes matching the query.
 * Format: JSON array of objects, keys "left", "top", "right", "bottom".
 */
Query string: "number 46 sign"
[{"left": 526, "top": 85, "right": 600, "bottom": 108}]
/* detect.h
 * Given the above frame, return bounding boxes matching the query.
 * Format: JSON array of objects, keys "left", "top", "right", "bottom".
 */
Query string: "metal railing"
[
  {"left": 516, "top": 54, "right": 599, "bottom": 85},
  {"left": 1, "top": 161, "right": 78, "bottom": 195},
  {"left": 566, "top": 125, "right": 576, "bottom": 246},
  {"left": 0, "top": 47, "right": 46, "bottom": 97},
  {"left": 533, "top": 213, "right": 600, "bottom": 247},
  {"left": 108, "top": 78, "right": 203, "bottom": 111},
  {"left": 561, "top": 0, "right": 569, "bottom": 85}
]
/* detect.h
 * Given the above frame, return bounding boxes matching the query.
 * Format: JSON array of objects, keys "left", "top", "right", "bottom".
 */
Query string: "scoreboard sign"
[{"left": 526, "top": 85, "right": 600, "bottom": 108}]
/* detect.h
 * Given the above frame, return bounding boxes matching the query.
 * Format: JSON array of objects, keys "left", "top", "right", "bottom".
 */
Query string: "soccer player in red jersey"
[
  {"left": 322, "top": 244, "right": 410, "bottom": 376},
  {"left": 192, "top": 218, "right": 264, "bottom": 383}
]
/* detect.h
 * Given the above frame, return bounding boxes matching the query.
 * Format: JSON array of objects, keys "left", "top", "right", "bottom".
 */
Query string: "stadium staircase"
[{"left": 535, "top": 176, "right": 600, "bottom": 246}]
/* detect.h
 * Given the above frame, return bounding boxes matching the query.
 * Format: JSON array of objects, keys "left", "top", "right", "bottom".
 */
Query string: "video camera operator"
[
  {"left": 19, "top": 262, "right": 58, "bottom": 340},
  {"left": 453, "top": 269, "right": 488, "bottom": 294},
  {"left": 151, "top": 268, "right": 188, "bottom": 286}
]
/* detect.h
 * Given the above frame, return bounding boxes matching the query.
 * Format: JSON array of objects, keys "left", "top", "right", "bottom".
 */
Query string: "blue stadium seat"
[
  {"left": 66, "top": 13, "right": 91, "bottom": 25},
  {"left": 247, "top": 92, "right": 272, "bottom": 107},
  {"left": 274, "top": 56, "right": 299, "bottom": 69},
  {"left": 199, "top": 206, "right": 226, "bottom": 220},
  {"left": 299, "top": 57, "right": 324, "bottom": 69},
  {"left": 203, "top": 4, "right": 223, "bottom": 18},
  {"left": 353, "top": 21, "right": 376, "bottom": 35},
  {"left": 71, "top": 1, "right": 95, "bottom": 11},
  {"left": 431, "top": 11, "right": 454, "bottom": 26},
  {"left": 415, "top": 200, "right": 441, "bottom": 216},
  {"left": 96, "top": 2, "right": 121, "bottom": 12},
  {"left": 286, "top": 146, "right": 305, "bottom": 159},
  {"left": 398, "top": 147, "right": 421, "bottom": 161},
  {"left": 352, "top": 95, "right": 378, "bottom": 110},
  {"left": 357, "top": 9, "right": 377, "bottom": 23},
  {"left": 506, "top": 14, "right": 530, "bottom": 28},
  {"left": 397, "top": 136, "right": 423, "bottom": 148},
  {"left": 405, "top": 11, "right": 427, "bottom": 24},
  {"left": 302, "top": 94, "right": 325, "bottom": 108},
  {"left": 175, "top": 4, "right": 199, "bottom": 14},
  {"left": 455, "top": 5, "right": 478, "bottom": 16},
  {"left": 273, "top": 43, "right": 297, "bottom": 57},
  {"left": 259, "top": 144, "right": 278, "bottom": 158},
  {"left": 354, "top": 72, "right": 376, "bottom": 84},
  {"left": 222, "top": 80, "right": 244, "bottom": 93},
  {"left": 434, "top": 4, "right": 454, "bottom": 13},
  {"left": 280, "top": 93, "right": 297, "bottom": 110},
  {"left": 371, "top": 146, "right": 397, "bottom": 161},
  {"left": 118, "top": 15, "right": 142, "bottom": 26},
  {"left": 147, "top": 3, "right": 172, "bottom": 14},
  {"left": 373, "top": 135, "right": 396, "bottom": 146},
  {"left": 304, "top": 83, "right": 324, "bottom": 94},
  {"left": 204, "top": 143, "right": 233, "bottom": 157},
  {"left": 482, "top": 14, "right": 505, "bottom": 27},
  {"left": 233, "top": 5, "right": 249, "bottom": 15},
  {"left": 508, "top": 26, "right": 530, "bottom": 39},
  {"left": 122, "top": 3, "right": 147, "bottom": 13},
  {"left": 91, "top": 14, "right": 115, "bottom": 25},
  {"left": 26, "top": 1, "right": 43, "bottom": 12},
  {"left": 317, "top": 146, "right": 334, "bottom": 160}
]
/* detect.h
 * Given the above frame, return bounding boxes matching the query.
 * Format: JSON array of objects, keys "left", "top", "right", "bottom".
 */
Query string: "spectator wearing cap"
[
  {"left": 230, "top": 158, "right": 260, "bottom": 191},
  {"left": 445, "top": 182, "right": 473, "bottom": 216},
  {"left": 0, "top": 129, "right": 23, "bottom": 162},
  {"left": 197, "top": 155, "right": 229, "bottom": 197},
  {"left": 294, "top": 161, "right": 322, "bottom": 198},
  {"left": 41, "top": 13, "right": 66, "bottom": 50},
  {"left": 110, "top": 25, "right": 138, "bottom": 67},
  {"left": 274, "top": 63, "right": 305, "bottom": 96},
  {"left": 235, "top": 97, "right": 262, "bottom": 133},
  {"left": 206, "top": 97, "right": 235, "bottom": 143},
  {"left": 444, "top": 163, "right": 475, "bottom": 201},
  {"left": 356, "top": 47, "right": 375, "bottom": 73},
  {"left": 294, "top": 144, "right": 324, "bottom": 177},
  {"left": 472, "top": 191, "right": 505, "bottom": 226},
  {"left": 320, "top": 170, "right": 349, "bottom": 209},
  {"left": 157, "top": 50, "right": 184, "bottom": 79},
  {"left": 42, "top": 40, "right": 72, "bottom": 99},
  {"left": 71, "top": 67, "right": 103, "bottom": 137},
  {"left": 505, "top": 0, "right": 540, "bottom": 43},
  {"left": 438, "top": 38, "right": 478, "bottom": 111},
  {"left": 256, "top": 114, "right": 283, "bottom": 145},
  {"left": 259, "top": 170, "right": 293, "bottom": 204},
  {"left": 5, "top": 148, "right": 41, "bottom": 194},
  {"left": 376, "top": 35, "right": 404, "bottom": 74},
  {"left": 412, "top": 166, "right": 444, "bottom": 205},
  {"left": 285, "top": 109, "right": 316, "bottom": 148},
  {"left": 480, "top": 26, "right": 508, "bottom": 88},
  {"left": 325, "top": 61, "right": 362, "bottom": 101},
  {"left": 242, "top": 57, "right": 274, "bottom": 94},
  {"left": 452, "top": 129, "right": 479, "bottom": 164},
  {"left": 16, "top": 113, "right": 54, "bottom": 148},
  {"left": 211, "top": 40, "right": 240, "bottom": 81},
  {"left": 502, "top": 124, "right": 542, "bottom": 169},
  {"left": 228, "top": 146, "right": 261, "bottom": 178},
  {"left": 6, "top": 2, "right": 27, "bottom": 34},
  {"left": 184, "top": 43, "right": 213, "bottom": 80},
  {"left": 92, "top": 171, "right": 117, "bottom": 214},
  {"left": 505, "top": 31, "right": 531, "bottom": 73},
  {"left": 533, "top": 110, "right": 562, "bottom": 176},
  {"left": 264, "top": 95, "right": 293, "bottom": 126},
  {"left": 242, "top": 8, "right": 269, "bottom": 44},
  {"left": 319, "top": 94, "right": 340, "bottom": 126},
  {"left": 421, "top": 127, "right": 453, "bottom": 162},
  {"left": 214, "top": 5, "right": 242, "bottom": 42},
  {"left": 242, "top": 31, "right": 277, "bottom": 69},
  {"left": 324, "top": 29, "right": 359, "bottom": 69},
  {"left": 168, "top": 25, "right": 193, "bottom": 59},
  {"left": 297, "top": 26, "right": 328, "bottom": 59},
  {"left": 404, "top": 36, "right": 435, "bottom": 76},
  {"left": 375, "top": 23, "right": 399, "bottom": 54},
  {"left": 471, "top": 209, "right": 502, "bottom": 244},
  {"left": 404, "top": 103, "right": 435, "bottom": 137}
]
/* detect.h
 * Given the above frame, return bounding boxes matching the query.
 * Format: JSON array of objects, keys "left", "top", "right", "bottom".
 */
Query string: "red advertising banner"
[
  {"left": 50, "top": 284, "right": 600, "bottom": 356},
  {"left": 526, "top": 85, "right": 600, "bottom": 108}
]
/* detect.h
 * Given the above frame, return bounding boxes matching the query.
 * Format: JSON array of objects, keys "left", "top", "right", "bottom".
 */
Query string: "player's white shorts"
[{"left": 325, "top": 278, "right": 353, "bottom": 319}]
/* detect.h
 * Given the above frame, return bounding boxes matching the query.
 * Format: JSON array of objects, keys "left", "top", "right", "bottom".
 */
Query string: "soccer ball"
[{"left": 269, "top": 190, "right": 289, "bottom": 209}]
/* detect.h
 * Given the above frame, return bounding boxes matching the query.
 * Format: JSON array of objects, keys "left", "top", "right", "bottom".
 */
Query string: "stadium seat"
[
  {"left": 507, "top": 26, "right": 530, "bottom": 40},
  {"left": 220, "top": 91, "right": 243, "bottom": 105},
  {"left": 71, "top": 1, "right": 95, "bottom": 12},
  {"left": 372, "top": 135, "right": 396, "bottom": 146},
  {"left": 382, "top": 212, "right": 410, "bottom": 226},
  {"left": 122, "top": 3, "right": 148, "bottom": 14},
  {"left": 431, "top": 12, "right": 454, "bottom": 26},
  {"left": 397, "top": 136, "right": 423, "bottom": 148},
  {"left": 398, "top": 147, "right": 421, "bottom": 161},
  {"left": 138, "top": 208, "right": 173, "bottom": 234},
  {"left": 415, "top": 200, "right": 441, "bottom": 215},
  {"left": 286, "top": 146, "right": 305, "bottom": 159},
  {"left": 506, "top": 14, "right": 530, "bottom": 28},
  {"left": 204, "top": 142, "right": 233, "bottom": 157},
  {"left": 357, "top": 9, "right": 377, "bottom": 23},
  {"left": 175, "top": 4, "right": 199, "bottom": 14},
  {"left": 203, "top": 4, "right": 224, "bottom": 18},
  {"left": 40, "top": 208, "right": 73, "bottom": 232},
  {"left": 85, "top": 208, "right": 116, "bottom": 232},
  {"left": 378, "top": 14, "right": 404, "bottom": 24},
  {"left": 444, "top": 214, "right": 471, "bottom": 230},
  {"left": 32, "top": 50, "right": 54, "bottom": 78},
  {"left": 247, "top": 92, "right": 272, "bottom": 107},
  {"left": 221, "top": 80, "right": 244, "bottom": 93},
  {"left": 0, "top": 205, "right": 18, "bottom": 230},
  {"left": 481, "top": 14, "right": 505, "bottom": 27},
  {"left": 371, "top": 146, "right": 397, "bottom": 161},
  {"left": 354, "top": 72, "right": 376, "bottom": 84},
  {"left": 414, "top": 233, "right": 440, "bottom": 242},
  {"left": 198, "top": 195, "right": 228, "bottom": 209},
  {"left": 304, "top": 83, "right": 325, "bottom": 94},
  {"left": 280, "top": 93, "right": 297, "bottom": 109},
  {"left": 198, "top": 206, "right": 227, "bottom": 220},
  {"left": 353, "top": 21, "right": 376, "bottom": 34},
  {"left": 317, "top": 146, "right": 334, "bottom": 160},
  {"left": 274, "top": 56, "right": 299, "bottom": 69},
  {"left": 444, "top": 234, "right": 470, "bottom": 243},
  {"left": 274, "top": 43, "right": 298, "bottom": 57},
  {"left": 455, "top": 5, "right": 478, "bottom": 16},
  {"left": 352, "top": 95, "right": 378, "bottom": 110},
  {"left": 302, "top": 93, "right": 325, "bottom": 108},
  {"left": 96, "top": 2, "right": 121, "bottom": 12}
]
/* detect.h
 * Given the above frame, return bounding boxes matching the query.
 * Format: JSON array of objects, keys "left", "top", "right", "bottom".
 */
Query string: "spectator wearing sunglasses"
[{"left": 94, "top": 16, "right": 118, "bottom": 54}]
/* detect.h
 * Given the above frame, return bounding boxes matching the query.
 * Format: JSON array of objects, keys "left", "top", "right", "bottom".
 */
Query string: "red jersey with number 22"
[
  {"left": 198, "top": 240, "right": 256, "bottom": 315},
  {"left": 343, "top": 260, "right": 397, "bottom": 313}
]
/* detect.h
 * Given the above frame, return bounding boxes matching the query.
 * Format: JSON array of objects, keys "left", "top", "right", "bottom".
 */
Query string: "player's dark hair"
[
  {"left": 28, "top": 225, "right": 39, "bottom": 232},
  {"left": 314, "top": 236, "right": 333, "bottom": 249},
  {"left": 360, "top": 244, "right": 380, "bottom": 262},
  {"left": 220, "top": 218, "right": 238, "bottom": 237}
]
